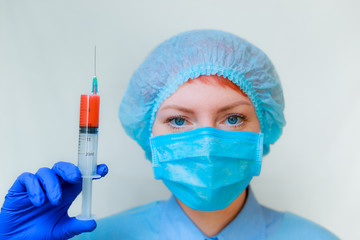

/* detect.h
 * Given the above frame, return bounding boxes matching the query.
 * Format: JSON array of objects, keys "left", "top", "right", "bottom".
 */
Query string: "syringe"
[{"left": 77, "top": 47, "right": 100, "bottom": 220}]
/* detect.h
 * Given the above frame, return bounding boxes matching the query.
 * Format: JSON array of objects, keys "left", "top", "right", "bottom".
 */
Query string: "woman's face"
[{"left": 152, "top": 75, "right": 260, "bottom": 136}]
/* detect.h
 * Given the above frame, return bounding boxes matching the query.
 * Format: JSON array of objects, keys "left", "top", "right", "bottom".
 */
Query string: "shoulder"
[
  {"left": 99, "top": 200, "right": 163, "bottom": 226},
  {"left": 266, "top": 211, "right": 339, "bottom": 240},
  {"left": 74, "top": 200, "right": 165, "bottom": 240}
]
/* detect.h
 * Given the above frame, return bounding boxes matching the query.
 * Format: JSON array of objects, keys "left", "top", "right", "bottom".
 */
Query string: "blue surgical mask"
[{"left": 150, "top": 127, "right": 264, "bottom": 211}]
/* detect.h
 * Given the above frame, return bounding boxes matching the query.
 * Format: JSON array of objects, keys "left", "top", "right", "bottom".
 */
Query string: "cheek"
[
  {"left": 151, "top": 119, "right": 161, "bottom": 136},
  {"left": 250, "top": 116, "right": 261, "bottom": 133},
  {"left": 151, "top": 117, "right": 169, "bottom": 137},
  {"left": 250, "top": 122, "right": 261, "bottom": 133},
  {"left": 245, "top": 110, "right": 261, "bottom": 133}
]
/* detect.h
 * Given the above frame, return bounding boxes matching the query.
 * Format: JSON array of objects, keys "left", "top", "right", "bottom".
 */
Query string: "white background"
[{"left": 1, "top": 0, "right": 359, "bottom": 239}]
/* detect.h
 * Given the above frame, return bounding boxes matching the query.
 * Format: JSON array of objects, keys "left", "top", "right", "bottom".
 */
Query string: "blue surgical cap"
[{"left": 119, "top": 29, "right": 285, "bottom": 159}]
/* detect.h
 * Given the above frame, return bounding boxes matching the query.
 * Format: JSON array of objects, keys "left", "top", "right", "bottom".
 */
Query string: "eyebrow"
[{"left": 160, "top": 100, "right": 251, "bottom": 114}]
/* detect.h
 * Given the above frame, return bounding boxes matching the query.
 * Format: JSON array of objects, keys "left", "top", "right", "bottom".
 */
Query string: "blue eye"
[
  {"left": 174, "top": 118, "right": 185, "bottom": 126},
  {"left": 168, "top": 116, "right": 187, "bottom": 127},
  {"left": 225, "top": 115, "right": 244, "bottom": 126}
]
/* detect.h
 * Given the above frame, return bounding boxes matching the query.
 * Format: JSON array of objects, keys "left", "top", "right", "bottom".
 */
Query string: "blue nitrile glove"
[{"left": 0, "top": 161, "right": 108, "bottom": 240}]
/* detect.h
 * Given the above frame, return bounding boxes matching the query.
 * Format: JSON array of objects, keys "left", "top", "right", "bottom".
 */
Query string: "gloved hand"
[{"left": 0, "top": 161, "right": 108, "bottom": 240}]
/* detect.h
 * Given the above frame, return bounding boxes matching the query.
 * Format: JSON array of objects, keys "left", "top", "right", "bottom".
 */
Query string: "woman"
[{"left": 0, "top": 30, "right": 338, "bottom": 239}]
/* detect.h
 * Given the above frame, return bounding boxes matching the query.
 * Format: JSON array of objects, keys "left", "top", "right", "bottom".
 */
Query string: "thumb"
[{"left": 61, "top": 217, "right": 97, "bottom": 238}]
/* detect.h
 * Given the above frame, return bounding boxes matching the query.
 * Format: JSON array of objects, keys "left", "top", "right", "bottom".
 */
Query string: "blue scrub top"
[{"left": 74, "top": 188, "right": 338, "bottom": 240}]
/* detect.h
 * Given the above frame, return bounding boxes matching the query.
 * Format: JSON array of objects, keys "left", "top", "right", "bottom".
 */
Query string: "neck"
[{"left": 175, "top": 188, "right": 248, "bottom": 237}]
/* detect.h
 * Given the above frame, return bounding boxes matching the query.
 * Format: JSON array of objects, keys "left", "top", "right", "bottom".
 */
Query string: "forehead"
[{"left": 157, "top": 76, "right": 253, "bottom": 116}]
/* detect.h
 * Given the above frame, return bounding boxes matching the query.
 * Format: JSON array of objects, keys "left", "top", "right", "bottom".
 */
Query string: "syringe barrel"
[
  {"left": 77, "top": 127, "right": 98, "bottom": 177},
  {"left": 77, "top": 94, "right": 100, "bottom": 177},
  {"left": 80, "top": 94, "right": 100, "bottom": 128},
  {"left": 77, "top": 94, "right": 100, "bottom": 220}
]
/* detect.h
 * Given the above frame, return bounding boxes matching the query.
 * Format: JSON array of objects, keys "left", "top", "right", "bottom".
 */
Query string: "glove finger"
[
  {"left": 95, "top": 164, "right": 108, "bottom": 179},
  {"left": 35, "top": 167, "right": 62, "bottom": 205},
  {"left": 63, "top": 217, "right": 97, "bottom": 238},
  {"left": 10, "top": 172, "right": 45, "bottom": 207},
  {"left": 52, "top": 161, "right": 82, "bottom": 184}
]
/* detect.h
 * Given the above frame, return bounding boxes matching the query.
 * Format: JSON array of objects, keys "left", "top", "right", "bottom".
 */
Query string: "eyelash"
[
  {"left": 166, "top": 115, "right": 188, "bottom": 129},
  {"left": 165, "top": 113, "right": 247, "bottom": 130},
  {"left": 224, "top": 113, "right": 247, "bottom": 128}
]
